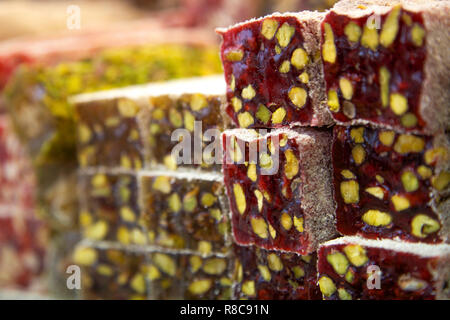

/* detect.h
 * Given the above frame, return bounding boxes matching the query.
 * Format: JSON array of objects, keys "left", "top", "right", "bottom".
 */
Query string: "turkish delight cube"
[
  {"left": 222, "top": 128, "right": 336, "bottom": 254},
  {"left": 321, "top": 0, "right": 450, "bottom": 134},
  {"left": 4, "top": 44, "right": 222, "bottom": 168},
  {"left": 140, "top": 76, "right": 226, "bottom": 171},
  {"left": 73, "top": 244, "right": 148, "bottom": 300},
  {"left": 217, "top": 12, "right": 333, "bottom": 129}
]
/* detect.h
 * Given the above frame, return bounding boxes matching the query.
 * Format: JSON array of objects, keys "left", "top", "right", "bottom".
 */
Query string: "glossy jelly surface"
[
  {"left": 333, "top": 126, "right": 446, "bottom": 242},
  {"left": 322, "top": 8, "right": 427, "bottom": 131},
  {"left": 221, "top": 16, "right": 315, "bottom": 128}
]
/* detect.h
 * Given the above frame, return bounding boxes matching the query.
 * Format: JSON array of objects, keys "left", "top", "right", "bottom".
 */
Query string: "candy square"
[
  {"left": 217, "top": 12, "right": 333, "bottom": 128},
  {"left": 75, "top": 98, "right": 144, "bottom": 170},
  {"left": 322, "top": 0, "right": 450, "bottom": 134},
  {"left": 141, "top": 78, "right": 225, "bottom": 172},
  {"left": 222, "top": 128, "right": 336, "bottom": 254}
]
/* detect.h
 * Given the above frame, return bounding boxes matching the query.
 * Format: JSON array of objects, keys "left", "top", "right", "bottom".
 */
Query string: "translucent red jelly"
[
  {"left": 223, "top": 131, "right": 310, "bottom": 253},
  {"left": 333, "top": 126, "right": 442, "bottom": 243},
  {"left": 220, "top": 16, "right": 314, "bottom": 128},
  {"left": 322, "top": 9, "right": 427, "bottom": 131},
  {"left": 318, "top": 242, "right": 443, "bottom": 300}
]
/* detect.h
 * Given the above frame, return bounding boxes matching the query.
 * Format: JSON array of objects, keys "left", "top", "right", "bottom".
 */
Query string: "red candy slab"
[
  {"left": 222, "top": 128, "right": 336, "bottom": 255},
  {"left": 218, "top": 12, "right": 333, "bottom": 129},
  {"left": 322, "top": 0, "right": 450, "bottom": 134},
  {"left": 332, "top": 125, "right": 449, "bottom": 242}
]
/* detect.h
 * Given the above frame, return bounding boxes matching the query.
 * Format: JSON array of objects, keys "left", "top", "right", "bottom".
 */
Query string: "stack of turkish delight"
[
  {"left": 0, "top": 28, "right": 222, "bottom": 296},
  {"left": 65, "top": 0, "right": 450, "bottom": 300},
  {"left": 218, "top": 0, "right": 449, "bottom": 300}
]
